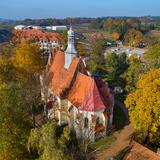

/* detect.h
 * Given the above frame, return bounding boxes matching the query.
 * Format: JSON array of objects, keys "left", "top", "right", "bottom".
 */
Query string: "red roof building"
[
  {"left": 12, "top": 29, "right": 62, "bottom": 62},
  {"left": 41, "top": 27, "right": 114, "bottom": 141}
]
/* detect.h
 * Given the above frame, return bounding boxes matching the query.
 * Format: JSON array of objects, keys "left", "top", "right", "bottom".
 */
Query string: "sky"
[{"left": 0, "top": 0, "right": 160, "bottom": 19}]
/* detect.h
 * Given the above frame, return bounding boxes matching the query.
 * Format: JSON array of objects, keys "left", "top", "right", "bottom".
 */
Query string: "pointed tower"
[{"left": 64, "top": 26, "right": 78, "bottom": 69}]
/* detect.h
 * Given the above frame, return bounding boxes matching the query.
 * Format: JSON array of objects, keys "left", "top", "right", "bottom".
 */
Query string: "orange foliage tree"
[
  {"left": 112, "top": 32, "right": 120, "bottom": 41},
  {"left": 76, "top": 44, "right": 85, "bottom": 57}
]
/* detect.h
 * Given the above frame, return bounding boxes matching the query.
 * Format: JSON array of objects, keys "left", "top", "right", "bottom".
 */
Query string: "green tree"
[
  {"left": 87, "top": 39, "right": 105, "bottom": 73},
  {"left": 126, "top": 18, "right": 141, "bottom": 30},
  {"left": 104, "top": 18, "right": 127, "bottom": 37},
  {"left": 12, "top": 42, "right": 44, "bottom": 127},
  {"left": 124, "top": 29, "right": 143, "bottom": 47},
  {"left": 28, "top": 121, "right": 77, "bottom": 160},
  {"left": 0, "top": 55, "right": 14, "bottom": 82},
  {"left": 143, "top": 44, "right": 160, "bottom": 68},
  {"left": 125, "top": 69, "right": 160, "bottom": 144},
  {"left": 0, "top": 42, "right": 15, "bottom": 57},
  {"left": 123, "top": 55, "right": 142, "bottom": 93},
  {"left": 103, "top": 52, "right": 128, "bottom": 87},
  {"left": 0, "top": 83, "right": 32, "bottom": 160},
  {"left": 60, "top": 31, "right": 68, "bottom": 50}
]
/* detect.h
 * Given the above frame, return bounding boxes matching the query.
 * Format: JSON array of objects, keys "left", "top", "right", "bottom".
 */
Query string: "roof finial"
[{"left": 70, "top": 23, "right": 72, "bottom": 30}]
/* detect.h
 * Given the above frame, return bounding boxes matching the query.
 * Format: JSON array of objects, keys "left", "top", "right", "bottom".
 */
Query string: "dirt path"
[{"left": 95, "top": 125, "right": 134, "bottom": 160}]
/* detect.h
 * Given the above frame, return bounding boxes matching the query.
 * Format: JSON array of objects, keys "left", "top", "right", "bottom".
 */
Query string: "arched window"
[
  {"left": 96, "top": 117, "right": 100, "bottom": 125},
  {"left": 84, "top": 117, "right": 89, "bottom": 128}
]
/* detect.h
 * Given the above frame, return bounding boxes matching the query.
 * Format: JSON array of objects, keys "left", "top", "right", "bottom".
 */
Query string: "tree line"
[{"left": 86, "top": 34, "right": 160, "bottom": 149}]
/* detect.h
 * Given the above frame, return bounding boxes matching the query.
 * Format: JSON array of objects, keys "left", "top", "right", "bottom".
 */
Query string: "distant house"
[
  {"left": 124, "top": 141, "right": 160, "bottom": 160},
  {"left": 14, "top": 25, "right": 27, "bottom": 30},
  {"left": 40, "top": 27, "right": 114, "bottom": 141},
  {"left": 14, "top": 25, "right": 42, "bottom": 30},
  {"left": 12, "top": 29, "right": 62, "bottom": 62},
  {"left": 46, "top": 26, "right": 67, "bottom": 31}
]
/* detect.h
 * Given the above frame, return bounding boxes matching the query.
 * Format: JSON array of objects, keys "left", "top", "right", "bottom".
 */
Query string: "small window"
[
  {"left": 84, "top": 117, "right": 89, "bottom": 128},
  {"left": 96, "top": 117, "right": 100, "bottom": 125}
]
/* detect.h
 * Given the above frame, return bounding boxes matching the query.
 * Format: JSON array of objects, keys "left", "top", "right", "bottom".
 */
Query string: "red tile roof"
[
  {"left": 125, "top": 141, "right": 160, "bottom": 160},
  {"left": 67, "top": 73, "right": 93, "bottom": 108},
  {"left": 48, "top": 50, "right": 87, "bottom": 97},
  {"left": 47, "top": 50, "right": 113, "bottom": 111},
  {"left": 12, "top": 29, "right": 60, "bottom": 42},
  {"left": 69, "top": 73, "right": 106, "bottom": 111}
]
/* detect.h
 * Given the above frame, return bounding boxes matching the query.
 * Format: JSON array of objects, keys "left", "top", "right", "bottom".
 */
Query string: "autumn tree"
[
  {"left": 124, "top": 29, "right": 142, "bottom": 47},
  {"left": 0, "top": 42, "right": 15, "bottom": 57},
  {"left": 126, "top": 18, "right": 141, "bottom": 30},
  {"left": 12, "top": 41, "right": 43, "bottom": 74},
  {"left": 112, "top": 32, "right": 120, "bottom": 41},
  {"left": 76, "top": 43, "right": 85, "bottom": 57},
  {"left": 0, "top": 55, "right": 14, "bottom": 82},
  {"left": 104, "top": 18, "right": 127, "bottom": 37},
  {"left": 143, "top": 44, "right": 160, "bottom": 69},
  {"left": 28, "top": 121, "right": 77, "bottom": 160},
  {"left": 125, "top": 69, "right": 160, "bottom": 144},
  {"left": 0, "top": 83, "right": 32, "bottom": 160},
  {"left": 12, "top": 42, "right": 44, "bottom": 126}
]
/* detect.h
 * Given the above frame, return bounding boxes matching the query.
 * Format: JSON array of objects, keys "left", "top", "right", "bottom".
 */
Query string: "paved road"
[{"left": 105, "top": 45, "right": 147, "bottom": 58}]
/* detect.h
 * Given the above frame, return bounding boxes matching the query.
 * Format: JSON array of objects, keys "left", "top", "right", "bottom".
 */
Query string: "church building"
[{"left": 40, "top": 27, "right": 114, "bottom": 141}]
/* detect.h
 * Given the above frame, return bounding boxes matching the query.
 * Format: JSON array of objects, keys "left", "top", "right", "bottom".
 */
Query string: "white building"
[
  {"left": 14, "top": 25, "right": 27, "bottom": 30},
  {"left": 46, "top": 26, "right": 67, "bottom": 31},
  {"left": 41, "top": 27, "right": 114, "bottom": 141},
  {"left": 14, "top": 25, "right": 42, "bottom": 30}
]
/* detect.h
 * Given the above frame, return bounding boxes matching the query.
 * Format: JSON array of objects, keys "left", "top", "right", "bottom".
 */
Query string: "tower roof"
[
  {"left": 64, "top": 26, "right": 77, "bottom": 68},
  {"left": 65, "top": 26, "right": 77, "bottom": 54},
  {"left": 68, "top": 26, "right": 74, "bottom": 36}
]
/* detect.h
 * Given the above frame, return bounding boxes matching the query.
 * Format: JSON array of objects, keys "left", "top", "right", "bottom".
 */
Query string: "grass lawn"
[
  {"left": 113, "top": 106, "right": 127, "bottom": 130},
  {"left": 113, "top": 147, "right": 129, "bottom": 160},
  {"left": 88, "top": 134, "right": 116, "bottom": 153}
]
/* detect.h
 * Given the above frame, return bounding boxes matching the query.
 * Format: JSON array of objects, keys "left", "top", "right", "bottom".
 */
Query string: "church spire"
[{"left": 64, "top": 26, "right": 77, "bottom": 69}]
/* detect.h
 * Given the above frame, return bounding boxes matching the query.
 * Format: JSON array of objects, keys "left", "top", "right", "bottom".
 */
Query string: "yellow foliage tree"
[
  {"left": 124, "top": 29, "right": 142, "bottom": 47},
  {"left": 112, "top": 32, "right": 120, "bottom": 41},
  {"left": 125, "top": 69, "right": 160, "bottom": 143},
  {"left": 12, "top": 42, "right": 43, "bottom": 74},
  {"left": 12, "top": 42, "right": 43, "bottom": 125}
]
